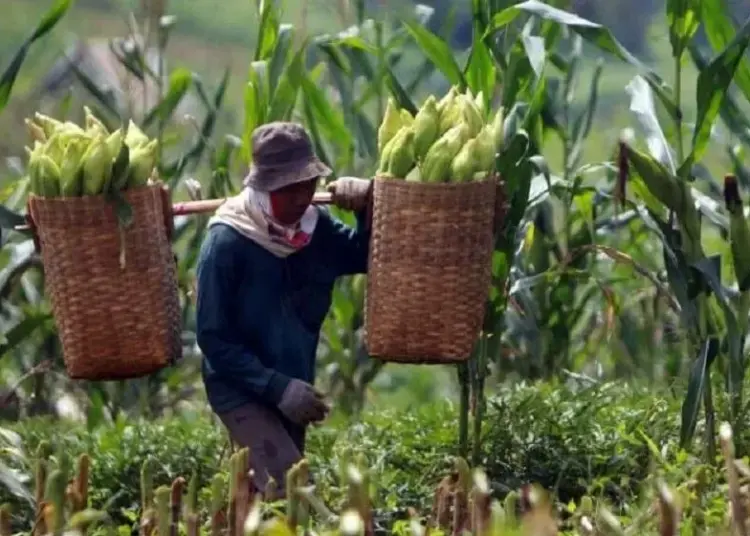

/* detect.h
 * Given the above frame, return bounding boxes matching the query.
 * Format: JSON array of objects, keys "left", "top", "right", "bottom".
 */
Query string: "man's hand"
[
  {"left": 277, "top": 379, "right": 330, "bottom": 425},
  {"left": 326, "top": 177, "right": 373, "bottom": 212}
]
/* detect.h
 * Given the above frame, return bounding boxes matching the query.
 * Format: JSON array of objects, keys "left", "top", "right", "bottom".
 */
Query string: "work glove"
[
  {"left": 277, "top": 379, "right": 330, "bottom": 425},
  {"left": 326, "top": 177, "right": 373, "bottom": 213}
]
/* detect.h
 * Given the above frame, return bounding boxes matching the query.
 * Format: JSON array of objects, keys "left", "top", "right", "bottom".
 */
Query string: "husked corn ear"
[
  {"left": 42, "top": 133, "right": 66, "bottom": 165},
  {"left": 436, "top": 86, "right": 458, "bottom": 116},
  {"left": 37, "top": 155, "right": 62, "bottom": 197},
  {"left": 412, "top": 96, "right": 439, "bottom": 160},
  {"left": 474, "top": 91, "right": 486, "bottom": 119},
  {"left": 458, "top": 95, "right": 483, "bottom": 137},
  {"left": 489, "top": 107, "right": 504, "bottom": 151},
  {"left": 127, "top": 139, "right": 158, "bottom": 188},
  {"left": 105, "top": 129, "right": 124, "bottom": 160},
  {"left": 25, "top": 119, "right": 46, "bottom": 143},
  {"left": 399, "top": 109, "right": 414, "bottom": 128},
  {"left": 388, "top": 129, "right": 416, "bottom": 178},
  {"left": 59, "top": 138, "right": 88, "bottom": 197},
  {"left": 377, "top": 97, "right": 403, "bottom": 153},
  {"left": 405, "top": 166, "right": 422, "bottom": 182},
  {"left": 421, "top": 123, "right": 468, "bottom": 182},
  {"left": 33, "top": 113, "right": 64, "bottom": 138},
  {"left": 125, "top": 119, "right": 149, "bottom": 148},
  {"left": 475, "top": 125, "right": 496, "bottom": 173},
  {"left": 437, "top": 98, "right": 462, "bottom": 136},
  {"left": 84, "top": 106, "right": 108, "bottom": 135},
  {"left": 377, "top": 126, "right": 408, "bottom": 176},
  {"left": 450, "top": 138, "right": 478, "bottom": 182},
  {"left": 81, "top": 137, "right": 113, "bottom": 195}
]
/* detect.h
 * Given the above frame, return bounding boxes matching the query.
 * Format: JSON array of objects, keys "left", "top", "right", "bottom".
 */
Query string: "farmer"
[{"left": 195, "top": 122, "right": 372, "bottom": 498}]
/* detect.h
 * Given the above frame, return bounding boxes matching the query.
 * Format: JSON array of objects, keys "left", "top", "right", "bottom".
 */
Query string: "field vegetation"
[{"left": 3, "top": 0, "right": 750, "bottom": 533}]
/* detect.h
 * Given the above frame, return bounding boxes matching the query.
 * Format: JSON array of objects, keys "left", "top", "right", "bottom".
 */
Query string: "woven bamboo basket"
[
  {"left": 364, "top": 176, "right": 500, "bottom": 363},
  {"left": 27, "top": 184, "right": 182, "bottom": 380}
]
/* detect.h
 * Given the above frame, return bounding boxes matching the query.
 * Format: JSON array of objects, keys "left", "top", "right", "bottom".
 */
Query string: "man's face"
[{"left": 269, "top": 178, "right": 318, "bottom": 225}]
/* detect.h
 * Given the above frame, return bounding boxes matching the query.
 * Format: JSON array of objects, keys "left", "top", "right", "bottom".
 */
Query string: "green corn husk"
[
  {"left": 184, "top": 472, "right": 199, "bottom": 536},
  {"left": 81, "top": 136, "right": 113, "bottom": 195},
  {"left": 504, "top": 490, "right": 519, "bottom": 524},
  {"left": 625, "top": 144, "right": 704, "bottom": 271},
  {"left": 44, "top": 469, "right": 66, "bottom": 535},
  {"left": 125, "top": 120, "right": 149, "bottom": 148},
  {"left": 141, "top": 458, "right": 154, "bottom": 510},
  {"left": 154, "top": 486, "right": 170, "bottom": 536},
  {"left": 724, "top": 174, "right": 750, "bottom": 292},
  {"left": 210, "top": 474, "right": 224, "bottom": 536}
]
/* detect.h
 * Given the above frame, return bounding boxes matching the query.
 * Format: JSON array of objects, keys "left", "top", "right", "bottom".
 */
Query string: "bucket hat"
[{"left": 243, "top": 122, "right": 332, "bottom": 191}]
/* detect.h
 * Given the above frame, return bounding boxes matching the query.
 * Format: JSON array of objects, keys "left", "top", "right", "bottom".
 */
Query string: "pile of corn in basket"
[{"left": 19, "top": 92, "right": 506, "bottom": 382}]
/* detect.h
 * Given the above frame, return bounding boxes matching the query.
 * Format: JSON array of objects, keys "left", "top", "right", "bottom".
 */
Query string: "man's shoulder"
[{"left": 202, "top": 223, "right": 265, "bottom": 261}]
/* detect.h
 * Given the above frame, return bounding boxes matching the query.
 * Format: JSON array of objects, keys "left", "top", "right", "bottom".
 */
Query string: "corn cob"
[
  {"left": 36, "top": 155, "right": 62, "bottom": 197},
  {"left": 127, "top": 139, "right": 158, "bottom": 188},
  {"left": 33, "top": 113, "right": 64, "bottom": 138},
  {"left": 377, "top": 97, "right": 403, "bottom": 153},
  {"left": 126, "top": 120, "right": 149, "bottom": 148},
  {"left": 25, "top": 118, "right": 47, "bottom": 143},
  {"left": 84, "top": 106, "right": 108, "bottom": 135},
  {"left": 489, "top": 107, "right": 505, "bottom": 152},
  {"left": 405, "top": 167, "right": 422, "bottom": 182},
  {"left": 377, "top": 126, "right": 408, "bottom": 176},
  {"left": 436, "top": 86, "right": 458, "bottom": 116},
  {"left": 81, "top": 137, "right": 113, "bottom": 195},
  {"left": 388, "top": 129, "right": 416, "bottom": 178},
  {"left": 421, "top": 123, "right": 469, "bottom": 182},
  {"left": 59, "top": 138, "right": 87, "bottom": 197},
  {"left": 399, "top": 109, "right": 414, "bottom": 128},
  {"left": 458, "top": 94, "right": 483, "bottom": 137},
  {"left": 474, "top": 90, "right": 487, "bottom": 119},
  {"left": 450, "top": 138, "right": 478, "bottom": 182},
  {"left": 412, "top": 96, "right": 439, "bottom": 161},
  {"left": 475, "top": 124, "right": 496, "bottom": 174}
]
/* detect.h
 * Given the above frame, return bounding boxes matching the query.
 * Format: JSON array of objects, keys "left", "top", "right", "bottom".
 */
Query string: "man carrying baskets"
[{"left": 195, "top": 122, "right": 372, "bottom": 498}]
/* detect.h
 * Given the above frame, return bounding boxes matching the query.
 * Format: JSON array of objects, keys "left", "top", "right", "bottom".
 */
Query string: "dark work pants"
[{"left": 218, "top": 402, "right": 306, "bottom": 498}]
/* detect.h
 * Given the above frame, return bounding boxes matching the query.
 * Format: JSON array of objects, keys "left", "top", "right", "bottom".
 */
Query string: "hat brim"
[{"left": 243, "top": 157, "right": 332, "bottom": 192}]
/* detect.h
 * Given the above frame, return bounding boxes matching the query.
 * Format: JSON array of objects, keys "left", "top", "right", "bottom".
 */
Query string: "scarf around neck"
[{"left": 208, "top": 187, "right": 319, "bottom": 258}]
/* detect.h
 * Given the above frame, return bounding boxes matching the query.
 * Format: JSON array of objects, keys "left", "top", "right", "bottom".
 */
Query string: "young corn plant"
[{"left": 618, "top": 0, "right": 750, "bottom": 458}]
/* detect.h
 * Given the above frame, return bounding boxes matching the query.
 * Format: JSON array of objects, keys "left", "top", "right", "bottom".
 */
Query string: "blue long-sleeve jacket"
[{"left": 195, "top": 207, "right": 370, "bottom": 433}]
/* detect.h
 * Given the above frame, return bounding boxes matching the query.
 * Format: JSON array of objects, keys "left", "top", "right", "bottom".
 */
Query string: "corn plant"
[{"left": 4, "top": 422, "right": 750, "bottom": 535}]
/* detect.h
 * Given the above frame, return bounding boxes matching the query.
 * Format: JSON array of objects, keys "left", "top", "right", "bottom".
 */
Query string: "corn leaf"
[
  {"left": 666, "top": 0, "right": 700, "bottom": 59},
  {"left": 679, "top": 15, "right": 750, "bottom": 177},
  {"left": 486, "top": 0, "right": 679, "bottom": 120},
  {"left": 692, "top": 256, "right": 745, "bottom": 428},
  {"left": 402, "top": 19, "right": 466, "bottom": 88},
  {"left": 0, "top": 0, "right": 73, "bottom": 114},
  {"left": 142, "top": 68, "right": 193, "bottom": 129},
  {"left": 700, "top": 0, "right": 750, "bottom": 104},
  {"left": 680, "top": 337, "right": 718, "bottom": 447}
]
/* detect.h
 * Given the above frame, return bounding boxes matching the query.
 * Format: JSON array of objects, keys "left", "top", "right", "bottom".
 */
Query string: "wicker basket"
[
  {"left": 27, "top": 185, "right": 182, "bottom": 381},
  {"left": 364, "top": 176, "right": 499, "bottom": 364}
]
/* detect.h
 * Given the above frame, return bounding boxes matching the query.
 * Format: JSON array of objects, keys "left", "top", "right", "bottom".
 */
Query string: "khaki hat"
[{"left": 243, "top": 122, "right": 332, "bottom": 191}]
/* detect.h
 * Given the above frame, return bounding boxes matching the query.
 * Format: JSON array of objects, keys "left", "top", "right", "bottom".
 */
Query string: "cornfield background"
[{"left": 5, "top": 0, "right": 750, "bottom": 533}]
